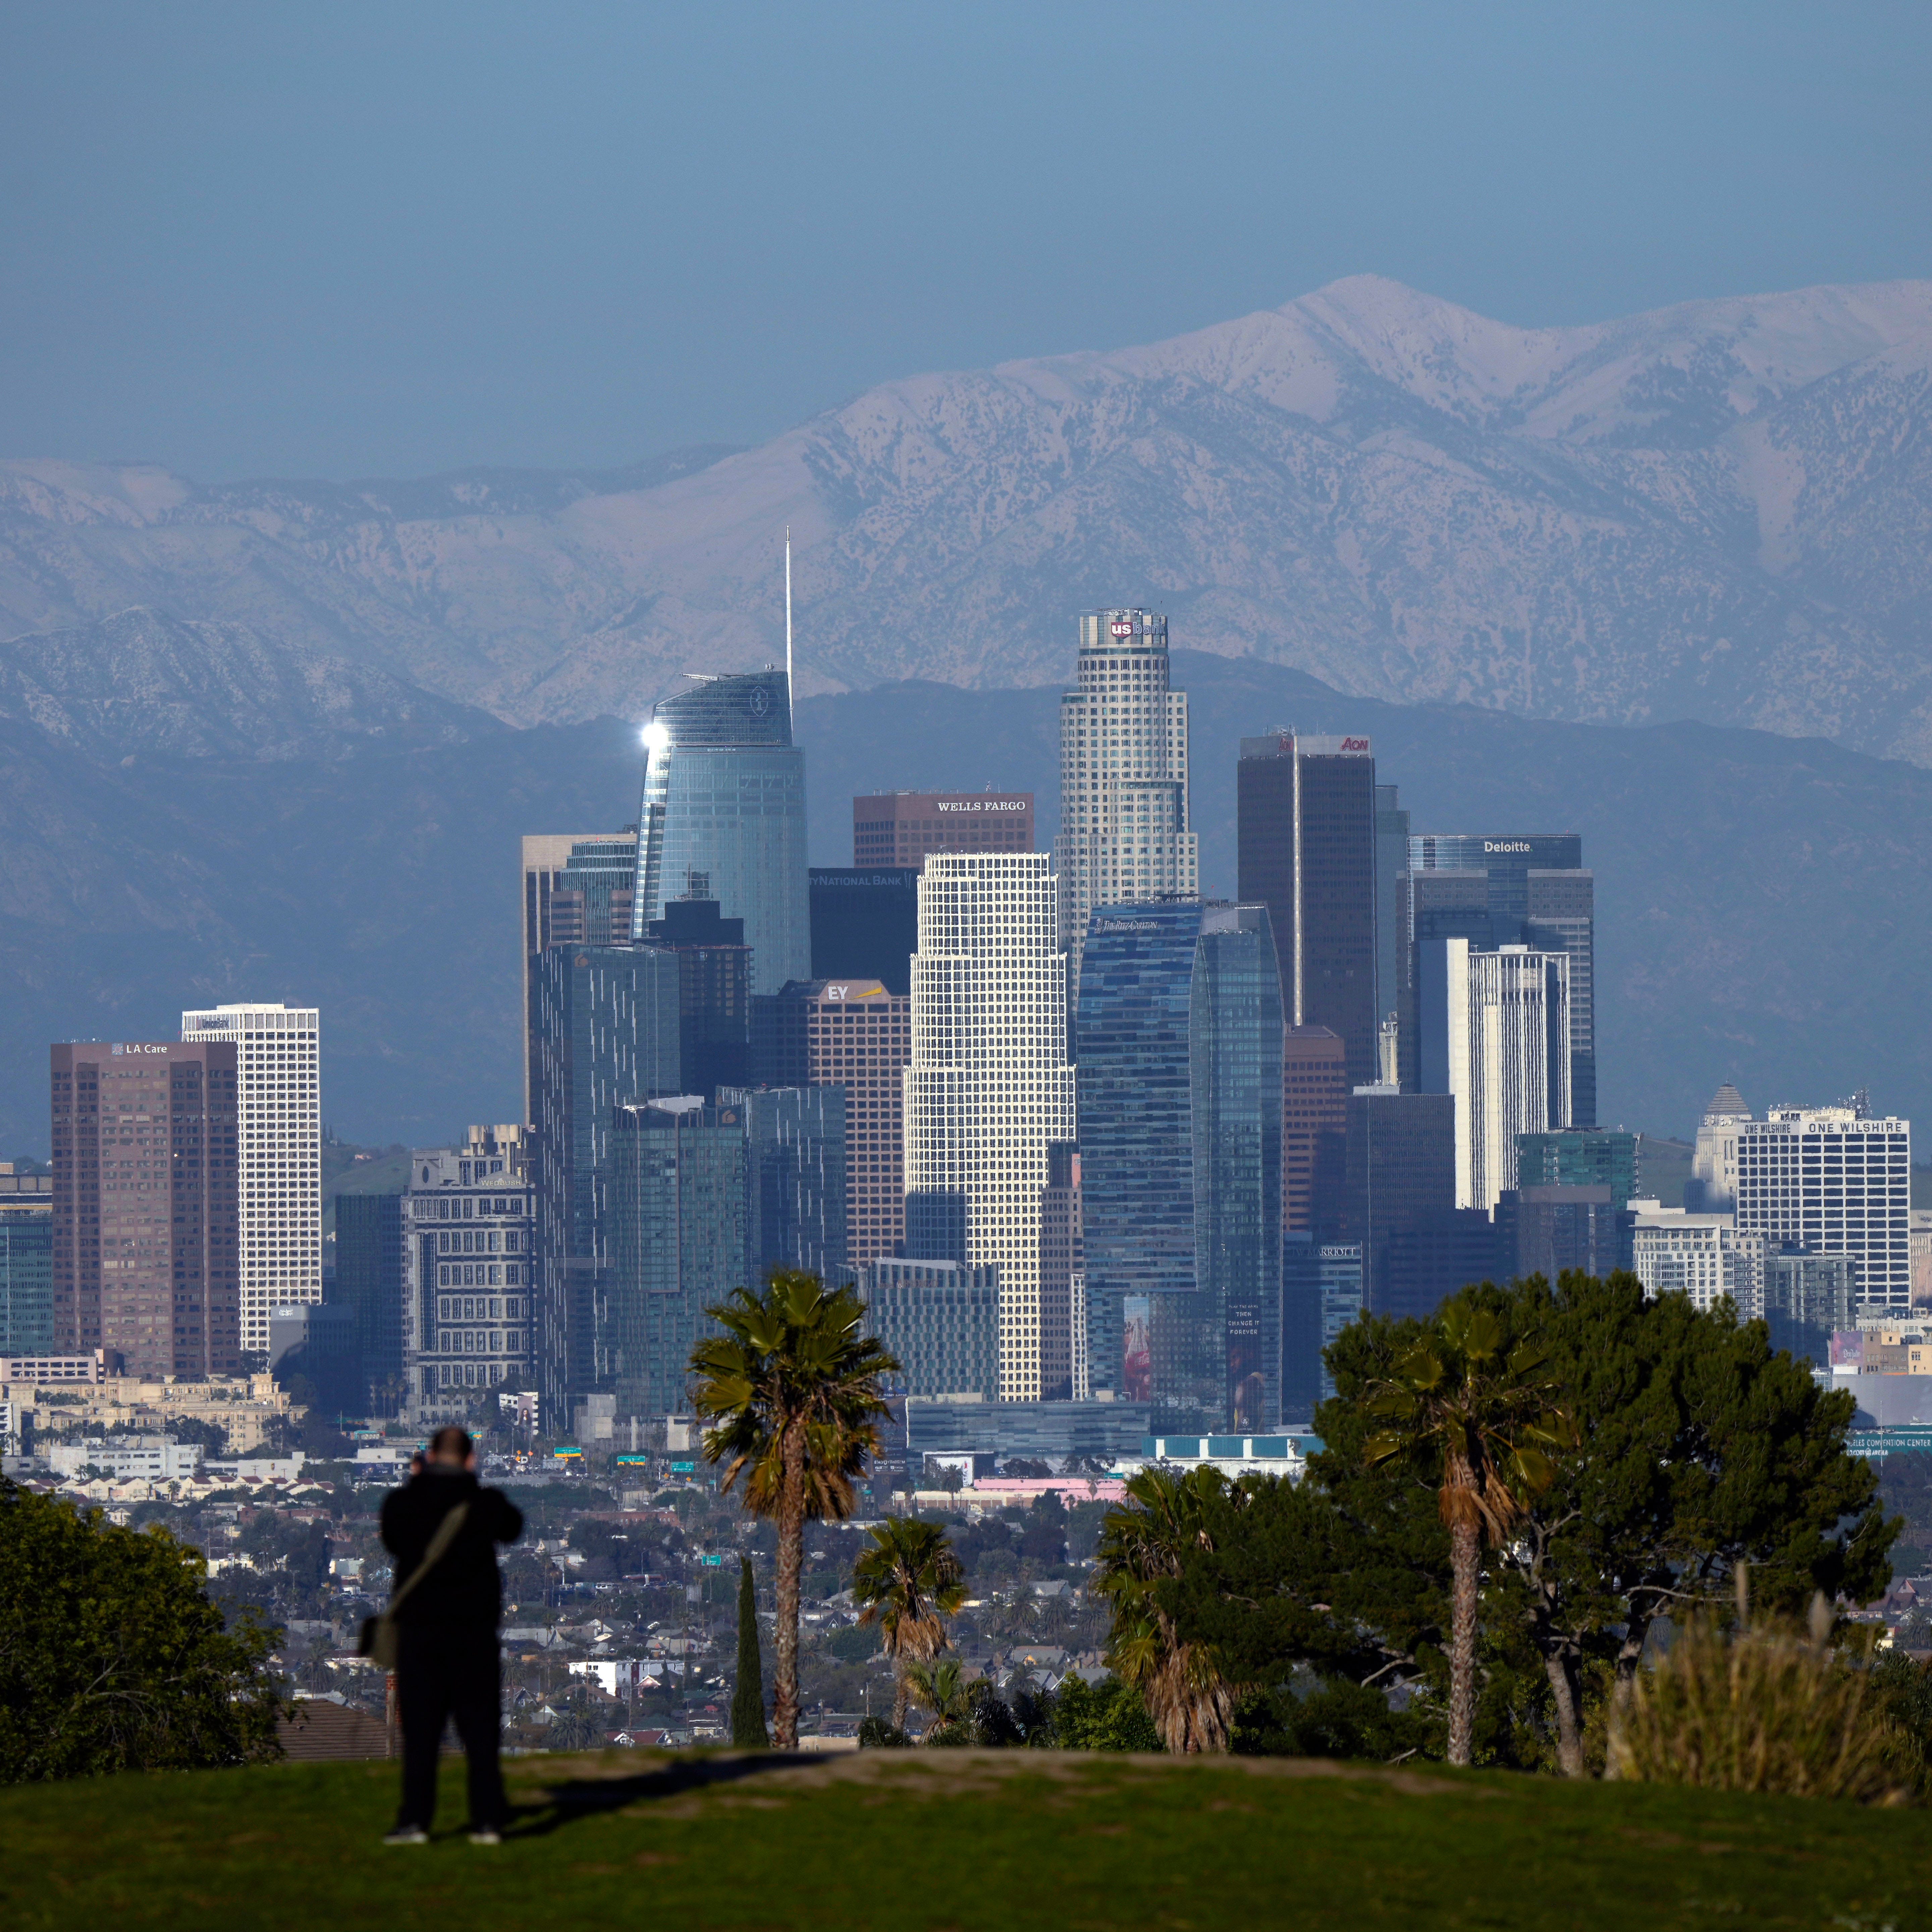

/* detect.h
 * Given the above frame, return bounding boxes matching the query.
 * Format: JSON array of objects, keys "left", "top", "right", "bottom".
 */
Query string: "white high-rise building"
[
  {"left": 1055, "top": 610, "right": 1198, "bottom": 977},
  {"left": 1444, "top": 939, "right": 1571, "bottom": 1212},
  {"left": 180, "top": 1003, "right": 321, "bottom": 1358},
  {"left": 903, "top": 854, "right": 1076, "bottom": 1401},
  {"left": 1696, "top": 1104, "right": 1912, "bottom": 1311},
  {"left": 1629, "top": 1201, "right": 1767, "bottom": 1316}
]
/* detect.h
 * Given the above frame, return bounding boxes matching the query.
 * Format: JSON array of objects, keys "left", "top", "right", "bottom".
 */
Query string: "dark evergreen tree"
[{"left": 731, "top": 1556, "right": 769, "bottom": 1748}]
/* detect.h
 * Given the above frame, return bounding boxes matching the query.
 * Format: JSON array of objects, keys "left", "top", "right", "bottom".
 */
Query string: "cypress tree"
[{"left": 731, "top": 1556, "right": 770, "bottom": 1748}]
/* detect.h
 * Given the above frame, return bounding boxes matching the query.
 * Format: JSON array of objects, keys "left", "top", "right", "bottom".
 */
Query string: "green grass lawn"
[{"left": 2, "top": 1747, "right": 1927, "bottom": 1932}]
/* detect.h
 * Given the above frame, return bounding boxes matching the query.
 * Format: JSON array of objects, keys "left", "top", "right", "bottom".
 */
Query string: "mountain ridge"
[{"left": 3, "top": 275, "right": 1931, "bottom": 758}]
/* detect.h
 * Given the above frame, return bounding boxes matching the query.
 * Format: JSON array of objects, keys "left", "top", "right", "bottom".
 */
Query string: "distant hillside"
[
  {"left": 0, "top": 606, "right": 502, "bottom": 761},
  {"left": 0, "top": 651, "right": 1924, "bottom": 1154}
]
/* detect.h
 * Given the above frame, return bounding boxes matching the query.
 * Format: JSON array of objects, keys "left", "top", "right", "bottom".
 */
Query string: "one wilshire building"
[
  {"left": 1401, "top": 834, "right": 1595, "bottom": 1126},
  {"left": 632, "top": 669, "right": 810, "bottom": 996},
  {"left": 1077, "top": 902, "right": 1284, "bottom": 1432}
]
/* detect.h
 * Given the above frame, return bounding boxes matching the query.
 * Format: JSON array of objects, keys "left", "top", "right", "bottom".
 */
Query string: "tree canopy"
[
  {"left": 0, "top": 1480, "right": 286, "bottom": 1783},
  {"left": 1153, "top": 1273, "right": 1898, "bottom": 1771}
]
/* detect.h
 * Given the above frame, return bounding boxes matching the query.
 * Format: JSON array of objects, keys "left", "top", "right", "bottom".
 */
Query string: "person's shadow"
[{"left": 504, "top": 1750, "right": 824, "bottom": 1837}]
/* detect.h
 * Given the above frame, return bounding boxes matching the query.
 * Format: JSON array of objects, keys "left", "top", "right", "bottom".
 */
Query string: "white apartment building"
[
  {"left": 903, "top": 854, "right": 1076, "bottom": 1402},
  {"left": 180, "top": 1003, "right": 321, "bottom": 1359},
  {"left": 1693, "top": 1102, "right": 1912, "bottom": 1311},
  {"left": 1054, "top": 609, "right": 1198, "bottom": 976},
  {"left": 1630, "top": 1201, "right": 1766, "bottom": 1316},
  {"left": 1445, "top": 940, "right": 1571, "bottom": 1211}
]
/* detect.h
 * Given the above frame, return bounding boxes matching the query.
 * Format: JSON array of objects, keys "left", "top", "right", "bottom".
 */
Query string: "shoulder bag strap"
[{"left": 386, "top": 1499, "right": 471, "bottom": 1616}]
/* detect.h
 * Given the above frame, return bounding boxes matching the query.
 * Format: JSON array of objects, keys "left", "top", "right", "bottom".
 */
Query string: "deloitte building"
[{"left": 631, "top": 670, "right": 810, "bottom": 997}]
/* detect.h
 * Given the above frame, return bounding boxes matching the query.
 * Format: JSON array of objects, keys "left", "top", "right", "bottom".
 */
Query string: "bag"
[{"left": 358, "top": 1500, "right": 471, "bottom": 1671}]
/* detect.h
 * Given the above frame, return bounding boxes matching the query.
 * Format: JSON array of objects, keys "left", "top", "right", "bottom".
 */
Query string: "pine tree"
[{"left": 731, "top": 1556, "right": 770, "bottom": 1748}]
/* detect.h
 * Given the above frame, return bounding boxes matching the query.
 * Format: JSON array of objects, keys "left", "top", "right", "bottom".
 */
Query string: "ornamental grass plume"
[{"left": 1606, "top": 1567, "right": 1911, "bottom": 1804}]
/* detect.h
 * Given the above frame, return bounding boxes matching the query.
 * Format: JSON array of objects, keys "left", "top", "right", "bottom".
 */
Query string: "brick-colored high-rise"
[
  {"left": 853, "top": 792, "right": 1034, "bottom": 869},
  {"left": 1283, "top": 1025, "right": 1347, "bottom": 1234},
  {"left": 757, "top": 979, "right": 911, "bottom": 1269},
  {"left": 50, "top": 1042, "right": 241, "bottom": 1378}
]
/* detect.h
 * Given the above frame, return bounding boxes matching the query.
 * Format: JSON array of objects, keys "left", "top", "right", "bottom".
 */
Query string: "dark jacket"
[{"left": 380, "top": 1469, "right": 523, "bottom": 1632}]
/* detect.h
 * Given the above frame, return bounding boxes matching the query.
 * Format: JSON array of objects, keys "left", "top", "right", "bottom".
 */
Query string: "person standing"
[{"left": 378, "top": 1425, "right": 524, "bottom": 1844}]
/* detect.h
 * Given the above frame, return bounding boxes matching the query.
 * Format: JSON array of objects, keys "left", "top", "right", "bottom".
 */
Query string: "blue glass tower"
[
  {"left": 633, "top": 670, "right": 810, "bottom": 996},
  {"left": 1077, "top": 901, "right": 1284, "bottom": 1430},
  {"left": 530, "top": 944, "right": 682, "bottom": 1427},
  {"left": 0, "top": 1201, "right": 53, "bottom": 1353},
  {"left": 606, "top": 1099, "right": 750, "bottom": 1421}
]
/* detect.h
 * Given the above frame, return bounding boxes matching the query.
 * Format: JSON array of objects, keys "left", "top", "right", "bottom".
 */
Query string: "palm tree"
[
  {"left": 1363, "top": 1298, "right": 1573, "bottom": 1767},
  {"left": 689, "top": 1271, "right": 898, "bottom": 1749},
  {"left": 1093, "top": 1464, "right": 1237, "bottom": 1753},
  {"left": 904, "top": 1656, "right": 973, "bottom": 1742},
  {"left": 853, "top": 1516, "right": 967, "bottom": 1731}
]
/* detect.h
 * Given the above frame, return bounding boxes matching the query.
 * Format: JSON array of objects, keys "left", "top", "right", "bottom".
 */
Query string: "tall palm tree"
[
  {"left": 1093, "top": 1464, "right": 1236, "bottom": 1753},
  {"left": 689, "top": 1271, "right": 897, "bottom": 1750},
  {"left": 1363, "top": 1299, "right": 1573, "bottom": 1767},
  {"left": 853, "top": 1516, "right": 967, "bottom": 1730}
]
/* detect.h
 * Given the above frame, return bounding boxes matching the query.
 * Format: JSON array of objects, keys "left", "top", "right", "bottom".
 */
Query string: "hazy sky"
[{"left": 5, "top": 1, "right": 1928, "bottom": 482}]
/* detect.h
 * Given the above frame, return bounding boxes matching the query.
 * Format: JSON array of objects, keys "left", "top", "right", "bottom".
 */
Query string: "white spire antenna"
[{"left": 784, "top": 525, "right": 794, "bottom": 730}]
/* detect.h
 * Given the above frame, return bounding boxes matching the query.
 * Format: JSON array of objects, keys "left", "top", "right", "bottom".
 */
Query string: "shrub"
[
  {"left": 857, "top": 1716, "right": 910, "bottom": 1747},
  {"left": 1607, "top": 1594, "right": 1911, "bottom": 1803}
]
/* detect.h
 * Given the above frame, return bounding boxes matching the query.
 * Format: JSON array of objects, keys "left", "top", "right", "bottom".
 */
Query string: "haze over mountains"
[{"left": 5, "top": 274, "right": 1932, "bottom": 760}]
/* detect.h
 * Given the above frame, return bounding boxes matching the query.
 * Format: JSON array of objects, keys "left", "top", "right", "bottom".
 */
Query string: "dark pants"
[{"left": 396, "top": 1623, "right": 506, "bottom": 1831}]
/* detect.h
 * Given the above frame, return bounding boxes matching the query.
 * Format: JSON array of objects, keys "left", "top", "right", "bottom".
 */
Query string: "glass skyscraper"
[
  {"left": 1238, "top": 735, "right": 1379, "bottom": 1089},
  {"left": 606, "top": 1098, "right": 748, "bottom": 1421},
  {"left": 632, "top": 670, "right": 809, "bottom": 997},
  {"left": 529, "top": 944, "right": 681, "bottom": 1426},
  {"left": 1077, "top": 902, "right": 1284, "bottom": 1431},
  {"left": 720, "top": 1084, "right": 848, "bottom": 1287},
  {"left": 0, "top": 1195, "right": 53, "bottom": 1355}
]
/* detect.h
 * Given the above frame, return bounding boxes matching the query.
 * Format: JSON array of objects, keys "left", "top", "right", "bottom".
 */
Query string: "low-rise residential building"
[{"left": 47, "top": 1435, "right": 206, "bottom": 1481}]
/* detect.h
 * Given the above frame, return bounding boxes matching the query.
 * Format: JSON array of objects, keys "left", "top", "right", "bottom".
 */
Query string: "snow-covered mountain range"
[{"left": 4, "top": 274, "right": 1931, "bottom": 759}]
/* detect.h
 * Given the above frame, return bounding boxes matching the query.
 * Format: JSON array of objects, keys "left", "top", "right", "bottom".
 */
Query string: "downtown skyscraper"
[
  {"left": 179, "top": 1003, "right": 319, "bottom": 1360},
  {"left": 1403, "top": 833, "right": 1596, "bottom": 1126},
  {"left": 1237, "top": 734, "right": 1380, "bottom": 1090},
  {"left": 632, "top": 669, "right": 809, "bottom": 997},
  {"left": 902, "top": 854, "right": 1076, "bottom": 1401},
  {"left": 50, "top": 1041, "right": 241, "bottom": 1377},
  {"left": 1054, "top": 611, "right": 1198, "bottom": 977}
]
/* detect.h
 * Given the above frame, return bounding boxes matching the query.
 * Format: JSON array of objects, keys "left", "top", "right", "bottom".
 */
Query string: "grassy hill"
[{"left": 2, "top": 1747, "right": 1927, "bottom": 1931}]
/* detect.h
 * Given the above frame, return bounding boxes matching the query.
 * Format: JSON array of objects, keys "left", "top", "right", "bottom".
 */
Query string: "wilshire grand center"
[{"left": 631, "top": 668, "right": 810, "bottom": 997}]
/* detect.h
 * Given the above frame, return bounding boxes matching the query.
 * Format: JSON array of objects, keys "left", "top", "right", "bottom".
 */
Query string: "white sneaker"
[
  {"left": 469, "top": 1828, "right": 503, "bottom": 1845},
  {"left": 383, "top": 1826, "right": 429, "bottom": 1846}
]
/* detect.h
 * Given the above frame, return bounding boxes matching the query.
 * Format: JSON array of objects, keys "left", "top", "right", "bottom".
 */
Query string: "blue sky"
[{"left": 4, "top": 1, "right": 1928, "bottom": 480}]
